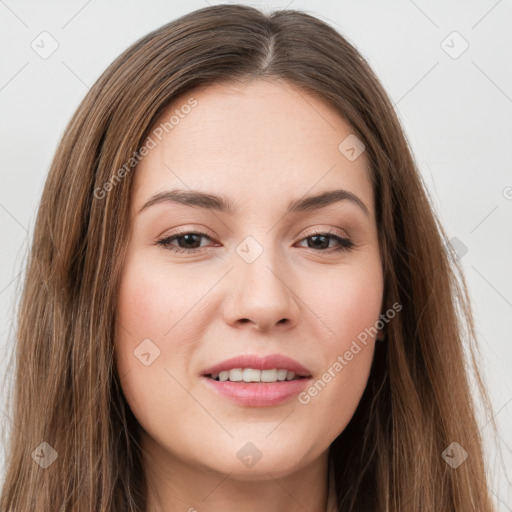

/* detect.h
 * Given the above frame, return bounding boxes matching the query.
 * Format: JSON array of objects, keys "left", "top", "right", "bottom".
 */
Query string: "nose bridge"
[
  {"left": 225, "top": 232, "right": 299, "bottom": 329},
  {"left": 236, "top": 233, "right": 290, "bottom": 301}
]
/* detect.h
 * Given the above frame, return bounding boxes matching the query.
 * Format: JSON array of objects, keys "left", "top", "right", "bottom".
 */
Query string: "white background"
[{"left": 1, "top": 0, "right": 511, "bottom": 509}]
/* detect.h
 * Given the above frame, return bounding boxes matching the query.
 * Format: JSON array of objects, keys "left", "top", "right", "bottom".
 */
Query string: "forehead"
[{"left": 132, "top": 79, "right": 373, "bottom": 217}]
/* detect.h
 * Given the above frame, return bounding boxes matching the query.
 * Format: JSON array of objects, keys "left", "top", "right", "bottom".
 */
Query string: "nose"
[{"left": 223, "top": 251, "right": 300, "bottom": 333}]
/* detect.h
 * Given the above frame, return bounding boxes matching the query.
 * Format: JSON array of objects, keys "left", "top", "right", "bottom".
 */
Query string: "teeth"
[
  {"left": 228, "top": 368, "right": 243, "bottom": 381},
  {"left": 277, "top": 369, "right": 288, "bottom": 381},
  {"left": 209, "top": 368, "right": 302, "bottom": 382},
  {"left": 260, "top": 369, "right": 278, "bottom": 382},
  {"left": 243, "top": 368, "right": 261, "bottom": 382}
]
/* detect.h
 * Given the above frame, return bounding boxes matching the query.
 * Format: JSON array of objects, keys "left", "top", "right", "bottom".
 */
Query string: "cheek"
[
  {"left": 115, "top": 253, "right": 208, "bottom": 348},
  {"left": 298, "top": 344, "right": 375, "bottom": 446},
  {"left": 114, "top": 258, "right": 193, "bottom": 440},
  {"left": 297, "top": 300, "right": 378, "bottom": 444},
  {"left": 116, "top": 262, "right": 170, "bottom": 340},
  {"left": 114, "top": 256, "right": 173, "bottom": 396},
  {"left": 307, "top": 259, "right": 383, "bottom": 346},
  {"left": 296, "top": 262, "right": 382, "bottom": 435},
  {"left": 114, "top": 253, "right": 211, "bottom": 416}
]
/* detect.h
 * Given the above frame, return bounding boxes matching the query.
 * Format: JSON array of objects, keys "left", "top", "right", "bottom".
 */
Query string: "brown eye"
[
  {"left": 157, "top": 231, "right": 214, "bottom": 254},
  {"left": 297, "top": 231, "right": 354, "bottom": 252}
]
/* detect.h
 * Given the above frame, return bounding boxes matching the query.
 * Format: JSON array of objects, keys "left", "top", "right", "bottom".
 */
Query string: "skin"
[{"left": 115, "top": 78, "right": 384, "bottom": 512}]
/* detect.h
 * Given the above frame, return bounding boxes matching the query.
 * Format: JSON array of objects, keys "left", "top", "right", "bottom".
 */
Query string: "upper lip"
[{"left": 201, "top": 353, "right": 312, "bottom": 377}]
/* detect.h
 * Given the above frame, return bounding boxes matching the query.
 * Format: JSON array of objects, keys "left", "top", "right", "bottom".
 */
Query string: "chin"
[
  {"left": 201, "top": 438, "right": 316, "bottom": 480},
  {"left": 223, "top": 458, "right": 307, "bottom": 481}
]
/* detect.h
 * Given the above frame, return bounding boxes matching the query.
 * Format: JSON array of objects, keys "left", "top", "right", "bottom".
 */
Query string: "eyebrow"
[{"left": 138, "top": 188, "right": 370, "bottom": 217}]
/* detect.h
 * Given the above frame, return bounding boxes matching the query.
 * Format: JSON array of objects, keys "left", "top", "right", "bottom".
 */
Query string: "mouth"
[
  {"left": 201, "top": 353, "right": 312, "bottom": 381},
  {"left": 206, "top": 368, "right": 309, "bottom": 382},
  {"left": 200, "top": 354, "right": 312, "bottom": 407}
]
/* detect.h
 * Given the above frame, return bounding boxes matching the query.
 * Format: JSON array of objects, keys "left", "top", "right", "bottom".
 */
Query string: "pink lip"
[
  {"left": 200, "top": 376, "right": 311, "bottom": 407},
  {"left": 201, "top": 353, "right": 312, "bottom": 377}
]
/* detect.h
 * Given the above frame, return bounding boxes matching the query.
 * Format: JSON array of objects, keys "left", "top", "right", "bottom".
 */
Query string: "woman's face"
[{"left": 115, "top": 79, "right": 384, "bottom": 480}]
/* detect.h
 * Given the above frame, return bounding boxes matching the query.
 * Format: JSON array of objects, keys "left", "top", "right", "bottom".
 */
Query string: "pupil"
[
  {"left": 309, "top": 235, "right": 328, "bottom": 249},
  {"left": 180, "top": 234, "right": 201, "bottom": 249}
]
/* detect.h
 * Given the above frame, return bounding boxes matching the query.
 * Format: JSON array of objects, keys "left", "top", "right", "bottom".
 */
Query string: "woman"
[{"left": 0, "top": 4, "right": 496, "bottom": 511}]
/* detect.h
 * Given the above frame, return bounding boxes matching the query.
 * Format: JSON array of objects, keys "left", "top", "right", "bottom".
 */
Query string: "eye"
[
  {"left": 156, "top": 229, "right": 354, "bottom": 254},
  {"left": 157, "top": 231, "right": 216, "bottom": 254},
  {"left": 297, "top": 229, "right": 354, "bottom": 252}
]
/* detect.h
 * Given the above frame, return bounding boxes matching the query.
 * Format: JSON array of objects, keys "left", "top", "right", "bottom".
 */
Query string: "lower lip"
[{"left": 200, "top": 375, "right": 311, "bottom": 407}]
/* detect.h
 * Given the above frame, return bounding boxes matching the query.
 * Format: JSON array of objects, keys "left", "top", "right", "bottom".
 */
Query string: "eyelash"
[{"left": 156, "top": 229, "right": 355, "bottom": 254}]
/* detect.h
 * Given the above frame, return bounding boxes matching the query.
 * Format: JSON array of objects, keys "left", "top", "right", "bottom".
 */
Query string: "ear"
[{"left": 376, "top": 329, "right": 386, "bottom": 342}]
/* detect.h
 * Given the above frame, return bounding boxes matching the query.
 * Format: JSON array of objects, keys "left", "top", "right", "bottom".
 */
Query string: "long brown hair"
[{"left": 0, "top": 4, "right": 497, "bottom": 510}]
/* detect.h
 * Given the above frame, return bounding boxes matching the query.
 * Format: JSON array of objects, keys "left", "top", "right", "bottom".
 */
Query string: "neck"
[{"left": 141, "top": 432, "right": 331, "bottom": 512}]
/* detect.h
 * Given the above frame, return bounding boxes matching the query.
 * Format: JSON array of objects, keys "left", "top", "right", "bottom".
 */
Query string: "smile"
[{"left": 208, "top": 368, "right": 304, "bottom": 382}]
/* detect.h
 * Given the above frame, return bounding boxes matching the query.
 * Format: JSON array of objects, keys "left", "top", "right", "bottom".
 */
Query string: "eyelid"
[
  {"left": 302, "top": 226, "right": 349, "bottom": 238},
  {"left": 156, "top": 225, "right": 216, "bottom": 242}
]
